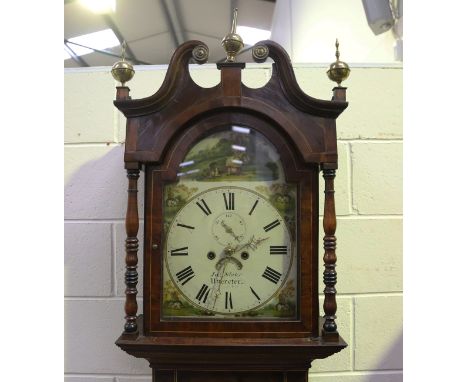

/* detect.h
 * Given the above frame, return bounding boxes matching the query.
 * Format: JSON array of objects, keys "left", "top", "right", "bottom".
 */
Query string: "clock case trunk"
[{"left": 113, "top": 40, "right": 348, "bottom": 379}]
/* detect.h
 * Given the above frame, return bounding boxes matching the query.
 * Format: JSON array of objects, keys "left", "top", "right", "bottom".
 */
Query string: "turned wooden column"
[
  {"left": 124, "top": 167, "right": 140, "bottom": 332},
  {"left": 322, "top": 167, "right": 338, "bottom": 338}
]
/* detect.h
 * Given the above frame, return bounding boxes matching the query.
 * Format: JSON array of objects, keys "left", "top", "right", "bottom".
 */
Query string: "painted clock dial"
[
  {"left": 164, "top": 186, "right": 293, "bottom": 315},
  {"left": 162, "top": 127, "right": 298, "bottom": 320}
]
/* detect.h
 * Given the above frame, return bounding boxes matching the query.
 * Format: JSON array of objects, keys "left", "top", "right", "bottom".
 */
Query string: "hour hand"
[{"left": 220, "top": 220, "right": 241, "bottom": 242}]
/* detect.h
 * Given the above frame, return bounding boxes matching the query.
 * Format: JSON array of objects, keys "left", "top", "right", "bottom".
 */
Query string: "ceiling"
[{"left": 64, "top": 0, "right": 276, "bottom": 68}]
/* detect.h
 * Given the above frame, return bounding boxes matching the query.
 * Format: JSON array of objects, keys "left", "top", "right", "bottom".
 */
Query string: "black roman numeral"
[
  {"left": 250, "top": 286, "right": 261, "bottom": 301},
  {"left": 175, "top": 266, "right": 195, "bottom": 285},
  {"left": 263, "top": 219, "right": 280, "bottom": 232},
  {"left": 248, "top": 200, "right": 259, "bottom": 215},
  {"left": 170, "top": 246, "right": 188, "bottom": 256},
  {"left": 195, "top": 284, "right": 210, "bottom": 303},
  {"left": 270, "top": 245, "right": 288, "bottom": 255},
  {"left": 196, "top": 199, "right": 212, "bottom": 216},
  {"left": 225, "top": 291, "right": 233, "bottom": 309},
  {"left": 177, "top": 223, "right": 195, "bottom": 230},
  {"left": 262, "top": 266, "right": 282, "bottom": 284},
  {"left": 223, "top": 192, "right": 235, "bottom": 210}
]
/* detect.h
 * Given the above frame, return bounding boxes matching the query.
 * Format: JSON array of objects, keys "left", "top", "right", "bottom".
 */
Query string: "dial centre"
[{"left": 211, "top": 211, "right": 246, "bottom": 246}]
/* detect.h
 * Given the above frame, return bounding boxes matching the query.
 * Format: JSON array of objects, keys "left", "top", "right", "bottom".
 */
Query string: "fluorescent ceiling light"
[
  {"left": 64, "top": 48, "right": 72, "bottom": 60},
  {"left": 237, "top": 26, "right": 271, "bottom": 46},
  {"left": 65, "top": 29, "right": 120, "bottom": 59},
  {"left": 79, "top": 0, "right": 115, "bottom": 14}
]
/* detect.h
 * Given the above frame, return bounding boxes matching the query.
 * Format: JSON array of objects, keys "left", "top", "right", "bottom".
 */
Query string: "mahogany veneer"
[{"left": 113, "top": 39, "right": 348, "bottom": 381}]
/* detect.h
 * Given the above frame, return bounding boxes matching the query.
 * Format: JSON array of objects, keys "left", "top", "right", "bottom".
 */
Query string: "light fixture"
[
  {"left": 361, "top": 0, "right": 395, "bottom": 35},
  {"left": 236, "top": 26, "right": 271, "bottom": 46},
  {"left": 65, "top": 29, "right": 120, "bottom": 59},
  {"left": 79, "top": 0, "right": 115, "bottom": 14}
]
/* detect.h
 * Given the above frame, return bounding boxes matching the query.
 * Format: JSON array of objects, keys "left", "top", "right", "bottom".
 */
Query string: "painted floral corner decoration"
[
  {"left": 164, "top": 184, "right": 199, "bottom": 233},
  {"left": 256, "top": 183, "right": 296, "bottom": 240}
]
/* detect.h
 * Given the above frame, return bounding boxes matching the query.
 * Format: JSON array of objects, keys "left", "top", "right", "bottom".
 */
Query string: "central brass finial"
[{"left": 221, "top": 8, "right": 244, "bottom": 62}]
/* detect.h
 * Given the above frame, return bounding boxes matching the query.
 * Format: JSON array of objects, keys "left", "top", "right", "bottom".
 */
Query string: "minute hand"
[{"left": 234, "top": 235, "right": 269, "bottom": 252}]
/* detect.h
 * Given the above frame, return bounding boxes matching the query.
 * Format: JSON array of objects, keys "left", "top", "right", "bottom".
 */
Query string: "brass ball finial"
[
  {"left": 327, "top": 39, "right": 350, "bottom": 86},
  {"left": 221, "top": 8, "right": 244, "bottom": 62},
  {"left": 111, "top": 41, "right": 135, "bottom": 86}
]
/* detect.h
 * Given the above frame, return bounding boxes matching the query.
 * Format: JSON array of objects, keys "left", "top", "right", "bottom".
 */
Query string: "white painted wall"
[
  {"left": 271, "top": 0, "right": 398, "bottom": 63},
  {"left": 65, "top": 63, "right": 402, "bottom": 382}
]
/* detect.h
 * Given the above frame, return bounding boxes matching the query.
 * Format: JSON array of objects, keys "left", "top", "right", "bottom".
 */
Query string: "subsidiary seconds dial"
[{"left": 164, "top": 186, "right": 294, "bottom": 315}]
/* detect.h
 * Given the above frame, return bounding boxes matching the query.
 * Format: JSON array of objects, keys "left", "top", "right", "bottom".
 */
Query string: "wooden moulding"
[
  {"left": 251, "top": 40, "right": 348, "bottom": 118},
  {"left": 142, "top": 112, "right": 319, "bottom": 338},
  {"left": 114, "top": 40, "right": 347, "bottom": 169},
  {"left": 116, "top": 317, "right": 347, "bottom": 375},
  {"left": 114, "top": 41, "right": 348, "bottom": 119}
]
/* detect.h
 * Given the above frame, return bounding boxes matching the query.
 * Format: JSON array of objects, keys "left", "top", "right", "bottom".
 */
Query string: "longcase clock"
[{"left": 111, "top": 16, "right": 350, "bottom": 382}]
